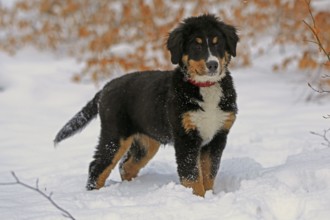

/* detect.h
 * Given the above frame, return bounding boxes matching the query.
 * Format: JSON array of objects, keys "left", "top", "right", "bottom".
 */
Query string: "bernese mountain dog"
[{"left": 54, "top": 14, "right": 239, "bottom": 197}]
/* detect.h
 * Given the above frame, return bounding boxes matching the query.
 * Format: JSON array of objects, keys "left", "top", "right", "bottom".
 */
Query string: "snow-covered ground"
[{"left": 1, "top": 48, "right": 330, "bottom": 220}]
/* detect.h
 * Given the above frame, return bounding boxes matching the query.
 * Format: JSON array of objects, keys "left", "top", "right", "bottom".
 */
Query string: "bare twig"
[
  {"left": 310, "top": 129, "right": 330, "bottom": 147},
  {"left": 307, "top": 82, "right": 330, "bottom": 93},
  {"left": 305, "top": 39, "right": 319, "bottom": 45},
  {"left": 322, "top": 74, "right": 330, "bottom": 79},
  {"left": 303, "top": 0, "right": 330, "bottom": 62},
  {"left": 0, "top": 172, "right": 75, "bottom": 220},
  {"left": 323, "top": 114, "right": 330, "bottom": 119},
  {"left": 303, "top": 0, "right": 330, "bottom": 102}
]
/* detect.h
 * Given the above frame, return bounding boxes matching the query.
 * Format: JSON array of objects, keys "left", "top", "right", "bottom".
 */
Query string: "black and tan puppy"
[{"left": 54, "top": 14, "right": 239, "bottom": 197}]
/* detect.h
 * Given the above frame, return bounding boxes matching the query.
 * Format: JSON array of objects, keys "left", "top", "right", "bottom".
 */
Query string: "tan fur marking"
[
  {"left": 223, "top": 112, "right": 236, "bottom": 130},
  {"left": 96, "top": 136, "right": 133, "bottom": 188},
  {"left": 188, "top": 59, "right": 207, "bottom": 76},
  {"left": 182, "top": 112, "right": 197, "bottom": 133},
  {"left": 182, "top": 54, "right": 188, "bottom": 65},
  {"left": 181, "top": 159, "right": 205, "bottom": 197},
  {"left": 224, "top": 51, "right": 230, "bottom": 64},
  {"left": 196, "top": 37, "right": 203, "bottom": 44},
  {"left": 182, "top": 179, "right": 205, "bottom": 197},
  {"left": 219, "top": 56, "right": 226, "bottom": 69},
  {"left": 212, "top": 36, "right": 218, "bottom": 44},
  {"left": 121, "top": 135, "right": 160, "bottom": 181},
  {"left": 120, "top": 156, "right": 136, "bottom": 181},
  {"left": 200, "top": 152, "right": 214, "bottom": 191},
  {"left": 218, "top": 52, "right": 231, "bottom": 72}
]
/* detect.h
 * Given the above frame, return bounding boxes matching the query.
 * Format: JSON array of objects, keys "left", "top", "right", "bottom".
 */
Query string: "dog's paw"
[{"left": 86, "top": 177, "right": 98, "bottom": 190}]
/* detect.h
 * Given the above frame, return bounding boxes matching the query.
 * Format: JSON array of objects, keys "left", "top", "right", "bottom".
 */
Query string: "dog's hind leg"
[
  {"left": 119, "top": 134, "right": 160, "bottom": 181},
  {"left": 86, "top": 132, "right": 133, "bottom": 190}
]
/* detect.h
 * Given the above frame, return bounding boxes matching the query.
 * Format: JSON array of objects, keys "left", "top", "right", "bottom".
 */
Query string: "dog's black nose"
[{"left": 206, "top": 61, "right": 218, "bottom": 72}]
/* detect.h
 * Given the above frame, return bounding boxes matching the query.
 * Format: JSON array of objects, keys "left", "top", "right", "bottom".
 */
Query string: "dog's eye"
[
  {"left": 214, "top": 41, "right": 223, "bottom": 49},
  {"left": 213, "top": 41, "right": 221, "bottom": 47}
]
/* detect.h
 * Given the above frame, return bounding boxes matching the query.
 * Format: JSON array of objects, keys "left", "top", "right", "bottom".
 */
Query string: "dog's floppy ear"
[
  {"left": 167, "top": 26, "right": 184, "bottom": 65},
  {"left": 219, "top": 23, "right": 239, "bottom": 57}
]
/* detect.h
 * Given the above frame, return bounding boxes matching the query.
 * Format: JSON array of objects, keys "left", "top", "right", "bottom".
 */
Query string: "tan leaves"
[{"left": 0, "top": 0, "right": 329, "bottom": 83}]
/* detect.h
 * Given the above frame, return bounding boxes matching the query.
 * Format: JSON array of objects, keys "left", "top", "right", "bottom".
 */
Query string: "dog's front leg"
[
  {"left": 174, "top": 137, "right": 205, "bottom": 197},
  {"left": 200, "top": 131, "right": 228, "bottom": 192}
]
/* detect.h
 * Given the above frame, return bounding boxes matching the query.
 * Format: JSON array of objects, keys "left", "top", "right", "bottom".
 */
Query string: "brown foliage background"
[{"left": 0, "top": 0, "right": 329, "bottom": 83}]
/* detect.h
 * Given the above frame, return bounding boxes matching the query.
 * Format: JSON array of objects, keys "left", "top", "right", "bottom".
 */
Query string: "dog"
[{"left": 54, "top": 14, "right": 239, "bottom": 197}]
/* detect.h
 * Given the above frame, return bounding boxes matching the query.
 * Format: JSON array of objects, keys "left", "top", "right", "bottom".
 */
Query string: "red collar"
[{"left": 187, "top": 79, "right": 217, "bottom": 87}]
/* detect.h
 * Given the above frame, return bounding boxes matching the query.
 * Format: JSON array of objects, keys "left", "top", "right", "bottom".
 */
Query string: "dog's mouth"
[
  {"left": 182, "top": 56, "right": 227, "bottom": 84},
  {"left": 192, "top": 71, "right": 224, "bottom": 83},
  {"left": 206, "top": 69, "right": 220, "bottom": 77},
  {"left": 186, "top": 65, "right": 224, "bottom": 84}
]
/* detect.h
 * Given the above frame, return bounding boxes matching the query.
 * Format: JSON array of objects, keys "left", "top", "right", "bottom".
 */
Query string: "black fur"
[
  {"left": 54, "top": 14, "right": 239, "bottom": 196},
  {"left": 54, "top": 91, "right": 101, "bottom": 145}
]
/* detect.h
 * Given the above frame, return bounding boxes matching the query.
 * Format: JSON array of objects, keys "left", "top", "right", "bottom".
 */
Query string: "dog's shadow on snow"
[
  {"left": 214, "top": 157, "right": 263, "bottom": 194},
  {"left": 102, "top": 158, "right": 263, "bottom": 195},
  {"left": 104, "top": 173, "right": 179, "bottom": 196}
]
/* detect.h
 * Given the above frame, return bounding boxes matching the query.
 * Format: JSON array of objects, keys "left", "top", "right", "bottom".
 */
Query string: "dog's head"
[{"left": 167, "top": 14, "right": 239, "bottom": 84}]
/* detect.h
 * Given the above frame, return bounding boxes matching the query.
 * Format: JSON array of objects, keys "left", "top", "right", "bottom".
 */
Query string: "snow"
[{"left": 1, "top": 47, "right": 330, "bottom": 220}]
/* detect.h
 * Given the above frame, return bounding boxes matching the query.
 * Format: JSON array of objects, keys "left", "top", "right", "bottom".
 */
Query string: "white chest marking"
[{"left": 189, "top": 84, "right": 229, "bottom": 145}]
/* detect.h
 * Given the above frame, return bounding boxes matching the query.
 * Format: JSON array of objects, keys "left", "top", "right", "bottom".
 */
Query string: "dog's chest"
[{"left": 189, "top": 85, "right": 228, "bottom": 145}]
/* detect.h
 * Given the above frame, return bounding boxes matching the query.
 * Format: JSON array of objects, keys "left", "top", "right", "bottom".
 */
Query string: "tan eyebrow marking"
[
  {"left": 212, "top": 37, "right": 218, "bottom": 44},
  {"left": 195, "top": 37, "right": 203, "bottom": 44}
]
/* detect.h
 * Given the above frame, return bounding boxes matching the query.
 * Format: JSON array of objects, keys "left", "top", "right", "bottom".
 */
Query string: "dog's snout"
[{"left": 206, "top": 61, "right": 218, "bottom": 72}]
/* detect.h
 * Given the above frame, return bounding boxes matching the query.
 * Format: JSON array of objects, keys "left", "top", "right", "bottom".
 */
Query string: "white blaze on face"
[{"left": 206, "top": 38, "right": 220, "bottom": 74}]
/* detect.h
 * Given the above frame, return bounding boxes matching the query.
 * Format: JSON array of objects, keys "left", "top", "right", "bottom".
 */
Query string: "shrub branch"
[
  {"left": 0, "top": 171, "right": 75, "bottom": 220},
  {"left": 303, "top": 0, "right": 330, "bottom": 62},
  {"left": 307, "top": 82, "right": 330, "bottom": 93},
  {"left": 304, "top": 0, "right": 330, "bottom": 94},
  {"left": 310, "top": 129, "right": 330, "bottom": 147}
]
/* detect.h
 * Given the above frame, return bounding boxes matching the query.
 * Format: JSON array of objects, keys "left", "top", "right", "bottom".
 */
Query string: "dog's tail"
[{"left": 54, "top": 91, "right": 102, "bottom": 146}]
